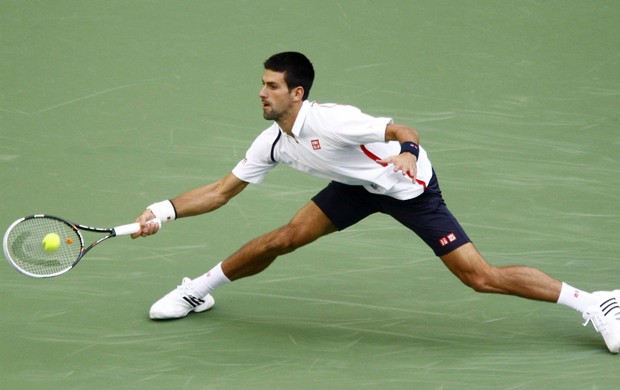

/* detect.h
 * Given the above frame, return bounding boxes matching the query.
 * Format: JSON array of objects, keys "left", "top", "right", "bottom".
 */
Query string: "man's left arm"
[{"left": 378, "top": 123, "right": 419, "bottom": 182}]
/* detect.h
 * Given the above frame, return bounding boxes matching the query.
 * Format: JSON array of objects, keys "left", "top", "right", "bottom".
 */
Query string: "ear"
[{"left": 291, "top": 86, "right": 305, "bottom": 102}]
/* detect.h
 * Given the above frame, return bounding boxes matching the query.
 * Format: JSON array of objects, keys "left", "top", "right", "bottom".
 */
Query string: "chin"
[{"left": 263, "top": 111, "right": 277, "bottom": 121}]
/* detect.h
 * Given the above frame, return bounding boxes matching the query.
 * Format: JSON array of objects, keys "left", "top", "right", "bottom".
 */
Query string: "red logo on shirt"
[{"left": 311, "top": 139, "right": 321, "bottom": 150}]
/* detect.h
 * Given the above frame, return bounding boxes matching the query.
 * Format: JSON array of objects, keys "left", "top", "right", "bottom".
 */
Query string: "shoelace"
[
  {"left": 583, "top": 296, "right": 620, "bottom": 333},
  {"left": 177, "top": 278, "right": 206, "bottom": 308},
  {"left": 583, "top": 310, "right": 605, "bottom": 332}
]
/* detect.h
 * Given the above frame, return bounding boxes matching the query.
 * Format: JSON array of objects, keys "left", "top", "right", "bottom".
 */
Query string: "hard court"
[{"left": 1, "top": 1, "right": 619, "bottom": 389}]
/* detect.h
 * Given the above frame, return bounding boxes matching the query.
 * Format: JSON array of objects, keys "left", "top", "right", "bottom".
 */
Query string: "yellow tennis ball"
[{"left": 42, "top": 233, "right": 61, "bottom": 252}]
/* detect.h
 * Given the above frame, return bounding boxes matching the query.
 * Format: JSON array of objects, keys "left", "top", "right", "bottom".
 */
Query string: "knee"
[
  {"left": 264, "top": 224, "right": 308, "bottom": 255},
  {"left": 463, "top": 273, "right": 493, "bottom": 293},
  {"left": 441, "top": 245, "right": 500, "bottom": 294},
  {"left": 458, "top": 268, "right": 498, "bottom": 294}
]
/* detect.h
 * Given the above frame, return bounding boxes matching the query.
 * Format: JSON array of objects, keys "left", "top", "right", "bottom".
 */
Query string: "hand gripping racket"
[{"left": 2, "top": 214, "right": 155, "bottom": 278}]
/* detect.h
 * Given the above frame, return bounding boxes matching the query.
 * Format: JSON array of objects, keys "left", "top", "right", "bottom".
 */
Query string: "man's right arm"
[
  {"left": 132, "top": 172, "right": 249, "bottom": 238},
  {"left": 172, "top": 173, "right": 249, "bottom": 217}
]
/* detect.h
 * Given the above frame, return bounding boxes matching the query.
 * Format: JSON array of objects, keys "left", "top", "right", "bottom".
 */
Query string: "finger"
[
  {"left": 145, "top": 219, "right": 161, "bottom": 235},
  {"left": 131, "top": 227, "right": 146, "bottom": 239},
  {"left": 130, "top": 211, "right": 157, "bottom": 239},
  {"left": 130, "top": 218, "right": 146, "bottom": 239},
  {"left": 142, "top": 218, "right": 162, "bottom": 237},
  {"left": 131, "top": 220, "right": 148, "bottom": 239}
]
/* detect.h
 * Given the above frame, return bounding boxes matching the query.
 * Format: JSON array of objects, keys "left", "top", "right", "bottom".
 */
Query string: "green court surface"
[{"left": 1, "top": 1, "right": 619, "bottom": 389}]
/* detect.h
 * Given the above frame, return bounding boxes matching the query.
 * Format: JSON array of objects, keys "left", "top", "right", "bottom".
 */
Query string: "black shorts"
[{"left": 311, "top": 173, "right": 471, "bottom": 257}]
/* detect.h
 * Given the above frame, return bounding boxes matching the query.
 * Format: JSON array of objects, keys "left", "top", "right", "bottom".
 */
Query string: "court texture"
[{"left": 1, "top": 1, "right": 619, "bottom": 389}]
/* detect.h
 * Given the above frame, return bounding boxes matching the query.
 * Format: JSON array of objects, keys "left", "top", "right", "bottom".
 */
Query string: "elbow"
[
  {"left": 386, "top": 123, "right": 419, "bottom": 144},
  {"left": 405, "top": 126, "right": 419, "bottom": 144}
]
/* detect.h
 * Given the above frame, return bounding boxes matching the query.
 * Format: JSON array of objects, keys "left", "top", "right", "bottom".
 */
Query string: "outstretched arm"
[
  {"left": 378, "top": 123, "right": 420, "bottom": 182},
  {"left": 132, "top": 173, "right": 249, "bottom": 238},
  {"left": 171, "top": 173, "right": 248, "bottom": 217}
]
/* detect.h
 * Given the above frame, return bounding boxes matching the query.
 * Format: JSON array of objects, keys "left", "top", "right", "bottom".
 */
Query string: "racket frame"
[{"left": 3, "top": 214, "right": 142, "bottom": 278}]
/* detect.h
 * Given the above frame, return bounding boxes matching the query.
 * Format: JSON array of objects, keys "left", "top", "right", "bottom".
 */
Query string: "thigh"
[
  {"left": 383, "top": 191, "right": 471, "bottom": 256},
  {"left": 311, "top": 181, "right": 380, "bottom": 231},
  {"left": 287, "top": 200, "right": 339, "bottom": 244}
]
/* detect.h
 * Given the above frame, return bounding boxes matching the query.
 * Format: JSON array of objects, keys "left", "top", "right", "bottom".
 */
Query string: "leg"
[
  {"left": 221, "top": 200, "right": 337, "bottom": 281},
  {"left": 149, "top": 201, "right": 336, "bottom": 320},
  {"left": 440, "top": 243, "right": 562, "bottom": 302},
  {"left": 441, "top": 243, "right": 620, "bottom": 353}
]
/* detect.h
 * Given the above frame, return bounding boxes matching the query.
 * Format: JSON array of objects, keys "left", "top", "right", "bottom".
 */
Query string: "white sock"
[
  {"left": 556, "top": 282, "right": 598, "bottom": 313},
  {"left": 191, "top": 262, "right": 231, "bottom": 297}
]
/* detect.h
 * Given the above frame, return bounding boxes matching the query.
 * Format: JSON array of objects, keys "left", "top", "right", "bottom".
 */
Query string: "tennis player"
[{"left": 133, "top": 52, "right": 620, "bottom": 353}]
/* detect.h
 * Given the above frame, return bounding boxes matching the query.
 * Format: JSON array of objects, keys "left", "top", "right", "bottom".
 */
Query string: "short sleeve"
[
  {"left": 231, "top": 127, "right": 279, "bottom": 184},
  {"left": 312, "top": 104, "right": 392, "bottom": 146}
]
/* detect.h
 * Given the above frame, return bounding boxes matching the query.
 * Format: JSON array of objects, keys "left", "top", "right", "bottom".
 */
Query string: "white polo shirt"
[{"left": 232, "top": 100, "right": 433, "bottom": 200}]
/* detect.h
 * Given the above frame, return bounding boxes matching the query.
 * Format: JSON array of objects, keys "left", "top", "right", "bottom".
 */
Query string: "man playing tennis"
[{"left": 133, "top": 52, "right": 620, "bottom": 353}]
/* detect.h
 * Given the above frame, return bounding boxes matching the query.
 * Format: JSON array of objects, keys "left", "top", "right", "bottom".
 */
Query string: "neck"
[{"left": 277, "top": 102, "right": 302, "bottom": 136}]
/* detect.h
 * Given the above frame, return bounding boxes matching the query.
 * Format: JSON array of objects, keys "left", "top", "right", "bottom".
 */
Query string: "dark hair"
[{"left": 264, "top": 52, "right": 314, "bottom": 100}]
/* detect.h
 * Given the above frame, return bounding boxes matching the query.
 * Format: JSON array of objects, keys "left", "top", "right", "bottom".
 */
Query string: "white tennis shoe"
[
  {"left": 582, "top": 290, "right": 620, "bottom": 353},
  {"left": 149, "top": 277, "right": 215, "bottom": 320}
]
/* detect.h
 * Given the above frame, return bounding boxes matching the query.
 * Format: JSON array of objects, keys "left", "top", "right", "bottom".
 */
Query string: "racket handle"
[{"left": 113, "top": 220, "right": 161, "bottom": 236}]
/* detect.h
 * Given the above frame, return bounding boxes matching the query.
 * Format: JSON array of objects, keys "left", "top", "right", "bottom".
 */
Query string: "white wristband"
[{"left": 147, "top": 200, "right": 177, "bottom": 223}]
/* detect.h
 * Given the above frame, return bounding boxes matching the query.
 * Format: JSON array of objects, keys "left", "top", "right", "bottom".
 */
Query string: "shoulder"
[
  {"left": 250, "top": 123, "right": 281, "bottom": 145},
  {"left": 305, "top": 102, "right": 369, "bottom": 129},
  {"left": 244, "top": 124, "right": 281, "bottom": 159},
  {"left": 308, "top": 101, "right": 363, "bottom": 116}
]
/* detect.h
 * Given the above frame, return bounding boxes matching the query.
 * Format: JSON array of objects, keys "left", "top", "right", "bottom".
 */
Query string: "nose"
[{"left": 258, "top": 85, "right": 267, "bottom": 98}]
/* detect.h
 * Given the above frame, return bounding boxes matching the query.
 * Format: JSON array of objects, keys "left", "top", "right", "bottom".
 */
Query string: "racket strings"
[{"left": 5, "top": 218, "right": 82, "bottom": 277}]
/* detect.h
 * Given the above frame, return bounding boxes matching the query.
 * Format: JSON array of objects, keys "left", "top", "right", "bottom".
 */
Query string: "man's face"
[{"left": 259, "top": 70, "right": 295, "bottom": 122}]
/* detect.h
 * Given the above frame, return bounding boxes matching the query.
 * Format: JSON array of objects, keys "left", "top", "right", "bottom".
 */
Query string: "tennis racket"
[{"left": 2, "top": 214, "right": 155, "bottom": 278}]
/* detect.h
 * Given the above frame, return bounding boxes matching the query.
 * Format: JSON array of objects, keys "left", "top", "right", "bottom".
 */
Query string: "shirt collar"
[{"left": 290, "top": 100, "right": 311, "bottom": 137}]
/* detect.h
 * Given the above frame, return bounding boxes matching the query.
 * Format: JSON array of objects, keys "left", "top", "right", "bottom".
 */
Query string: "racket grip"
[{"left": 113, "top": 220, "right": 161, "bottom": 236}]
